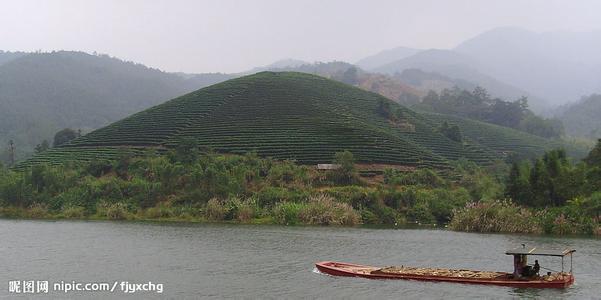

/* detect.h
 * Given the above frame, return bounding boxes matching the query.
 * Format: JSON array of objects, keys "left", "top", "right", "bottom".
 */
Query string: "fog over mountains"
[
  {"left": 360, "top": 27, "right": 601, "bottom": 110},
  {"left": 0, "top": 51, "right": 231, "bottom": 160},
  {"left": 2, "top": 26, "right": 601, "bottom": 162}
]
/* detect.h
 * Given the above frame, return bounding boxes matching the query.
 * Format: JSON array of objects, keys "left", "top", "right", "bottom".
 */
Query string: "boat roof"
[{"left": 505, "top": 247, "right": 576, "bottom": 257}]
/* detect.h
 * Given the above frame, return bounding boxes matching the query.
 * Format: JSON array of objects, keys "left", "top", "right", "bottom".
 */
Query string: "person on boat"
[{"left": 533, "top": 260, "right": 540, "bottom": 275}]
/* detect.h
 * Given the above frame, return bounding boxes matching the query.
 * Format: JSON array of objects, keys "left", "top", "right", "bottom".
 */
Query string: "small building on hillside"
[{"left": 317, "top": 164, "right": 341, "bottom": 170}]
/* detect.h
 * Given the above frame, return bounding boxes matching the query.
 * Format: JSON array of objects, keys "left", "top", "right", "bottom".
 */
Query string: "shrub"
[
  {"left": 298, "top": 194, "right": 360, "bottom": 225},
  {"left": 26, "top": 203, "right": 49, "bottom": 218},
  {"left": 407, "top": 201, "right": 435, "bottom": 224},
  {"left": 85, "top": 160, "right": 113, "bottom": 177},
  {"left": 385, "top": 169, "right": 445, "bottom": 187},
  {"left": 96, "top": 202, "right": 131, "bottom": 220},
  {"left": 205, "top": 198, "right": 227, "bottom": 221},
  {"left": 62, "top": 205, "right": 86, "bottom": 218},
  {"left": 369, "top": 201, "right": 400, "bottom": 225},
  {"left": 322, "top": 186, "right": 375, "bottom": 209},
  {"left": 450, "top": 200, "right": 542, "bottom": 233},
  {"left": 256, "top": 187, "right": 309, "bottom": 208},
  {"left": 144, "top": 203, "right": 176, "bottom": 219},
  {"left": 272, "top": 202, "right": 303, "bottom": 225},
  {"left": 236, "top": 201, "right": 256, "bottom": 222},
  {"left": 360, "top": 209, "right": 379, "bottom": 224}
]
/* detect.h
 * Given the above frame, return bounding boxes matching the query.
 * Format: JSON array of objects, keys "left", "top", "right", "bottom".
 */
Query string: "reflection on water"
[{"left": 0, "top": 220, "right": 599, "bottom": 299}]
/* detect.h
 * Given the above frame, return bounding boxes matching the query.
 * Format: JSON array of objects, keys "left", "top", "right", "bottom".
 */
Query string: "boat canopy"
[{"left": 505, "top": 247, "right": 575, "bottom": 257}]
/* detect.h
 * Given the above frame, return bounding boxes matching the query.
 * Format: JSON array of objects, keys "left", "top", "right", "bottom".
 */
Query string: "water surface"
[{"left": 1, "top": 220, "right": 599, "bottom": 299}]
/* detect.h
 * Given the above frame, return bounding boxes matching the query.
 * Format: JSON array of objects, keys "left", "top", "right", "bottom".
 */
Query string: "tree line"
[{"left": 417, "top": 87, "right": 564, "bottom": 138}]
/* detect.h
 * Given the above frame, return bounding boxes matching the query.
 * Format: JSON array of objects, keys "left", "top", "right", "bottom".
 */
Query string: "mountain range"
[
  {"left": 360, "top": 27, "right": 601, "bottom": 110},
  {"left": 21, "top": 72, "right": 581, "bottom": 169},
  {"left": 0, "top": 51, "right": 231, "bottom": 161},
  {"left": 2, "top": 26, "right": 601, "bottom": 162}
]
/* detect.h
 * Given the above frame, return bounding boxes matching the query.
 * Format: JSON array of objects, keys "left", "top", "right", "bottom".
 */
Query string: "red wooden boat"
[{"left": 315, "top": 246, "right": 575, "bottom": 289}]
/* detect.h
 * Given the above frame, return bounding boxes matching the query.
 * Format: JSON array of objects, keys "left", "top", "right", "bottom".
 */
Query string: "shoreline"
[{"left": 2, "top": 210, "right": 599, "bottom": 238}]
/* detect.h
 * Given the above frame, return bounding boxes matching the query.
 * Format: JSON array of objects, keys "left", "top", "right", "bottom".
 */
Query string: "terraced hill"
[
  {"left": 422, "top": 113, "right": 588, "bottom": 160},
  {"left": 19, "top": 72, "right": 574, "bottom": 169}
]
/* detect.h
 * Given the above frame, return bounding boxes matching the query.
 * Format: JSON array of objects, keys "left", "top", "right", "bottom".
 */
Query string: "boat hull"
[{"left": 315, "top": 261, "right": 574, "bottom": 289}]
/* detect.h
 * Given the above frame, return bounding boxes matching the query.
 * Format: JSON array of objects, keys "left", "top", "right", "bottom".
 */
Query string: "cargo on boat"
[{"left": 315, "top": 246, "right": 575, "bottom": 288}]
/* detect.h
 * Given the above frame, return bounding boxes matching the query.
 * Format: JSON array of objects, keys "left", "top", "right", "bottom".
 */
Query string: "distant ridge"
[
  {"left": 355, "top": 47, "right": 419, "bottom": 70},
  {"left": 20, "top": 72, "right": 577, "bottom": 168},
  {"left": 0, "top": 51, "right": 234, "bottom": 160}
]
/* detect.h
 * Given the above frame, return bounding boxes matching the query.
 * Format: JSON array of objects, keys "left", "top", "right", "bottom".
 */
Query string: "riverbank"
[
  {"left": 1, "top": 149, "right": 600, "bottom": 235},
  {"left": 2, "top": 201, "right": 599, "bottom": 237}
]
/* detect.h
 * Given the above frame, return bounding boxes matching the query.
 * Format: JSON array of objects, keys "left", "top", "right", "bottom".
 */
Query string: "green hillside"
[
  {"left": 422, "top": 112, "right": 588, "bottom": 159},
  {"left": 0, "top": 51, "right": 232, "bottom": 162},
  {"left": 18, "top": 72, "right": 574, "bottom": 169}
]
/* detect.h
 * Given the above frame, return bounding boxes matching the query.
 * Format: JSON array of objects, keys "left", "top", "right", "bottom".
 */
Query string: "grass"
[{"left": 15, "top": 72, "right": 572, "bottom": 170}]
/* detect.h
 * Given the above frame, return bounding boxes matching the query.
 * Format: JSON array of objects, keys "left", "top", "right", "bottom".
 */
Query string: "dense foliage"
[
  {"left": 452, "top": 144, "right": 601, "bottom": 235},
  {"left": 2, "top": 145, "right": 599, "bottom": 235},
  {"left": 1, "top": 150, "right": 501, "bottom": 227},
  {"left": 418, "top": 87, "right": 564, "bottom": 138},
  {"left": 558, "top": 94, "right": 601, "bottom": 139},
  {"left": 53, "top": 128, "right": 80, "bottom": 147}
]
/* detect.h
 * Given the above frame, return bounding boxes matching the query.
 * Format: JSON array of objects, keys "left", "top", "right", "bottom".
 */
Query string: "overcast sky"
[{"left": 1, "top": 0, "right": 600, "bottom": 73}]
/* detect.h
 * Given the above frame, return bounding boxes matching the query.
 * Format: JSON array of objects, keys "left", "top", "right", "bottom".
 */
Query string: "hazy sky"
[{"left": 1, "top": 0, "right": 600, "bottom": 73}]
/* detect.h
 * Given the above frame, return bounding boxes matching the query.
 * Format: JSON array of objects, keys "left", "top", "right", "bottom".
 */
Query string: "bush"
[
  {"left": 236, "top": 200, "right": 256, "bottom": 222},
  {"left": 256, "top": 187, "right": 309, "bottom": 208},
  {"left": 368, "top": 201, "right": 400, "bottom": 225},
  {"left": 450, "top": 200, "right": 541, "bottom": 233},
  {"left": 205, "top": 198, "right": 227, "bottom": 221},
  {"left": 322, "top": 186, "right": 375, "bottom": 209},
  {"left": 272, "top": 202, "right": 303, "bottom": 225},
  {"left": 26, "top": 203, "right": 49, "bottom": 218},
  {"left": 144, "top": 203, "right": 176, "bottom": 219},
  {"left": 385, "top": 169, "right": 445, "bottom": 187},
  {"left": 360, "top": 209, "right": 379, "bottom": 224},
  {"left": 62, "top": 205, "right": 86, "bottom": 218},
  {"left": 298, "top": 194, "right": 360, "bottom": 225},
  {"left": 407, "top": 201, "right": 435, "bottom": 224},
  {"left": 96, "top": 202, "right": 131, "bottom": 220},
  {"left": 85, "top": 160, "right": 113, "bottom": 177}
]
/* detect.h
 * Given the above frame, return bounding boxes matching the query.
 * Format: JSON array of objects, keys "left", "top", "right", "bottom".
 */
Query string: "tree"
[
  {"left": 172, "top": 137, "right": 199, "bottom": 164},
  {"left": 584, "top": 139, "right": 601, "bottom": 167},
  {"left": 518, "top": 114, "right": 564, "bottom": 138},
  {"left": 332, "top": 150, "right": 357, "bottom": 184},
  {"left": 439, "top": 122, "right": 462, "bottom": 143},
  {"left": 473, "top": 86, "right": 492, "bottom": 105},
  {"left": 8, "top": 140, "right": 15, "bottom": 166},
  {"left": 529, "top": 159, "right": 551, "bottom": 207},
  {"left": 421, "top": 90, "right": 440, "bottom": 111},
  {"left": 505, "top": 162, "right": 533, "bottom": 206},
  {"left": 487, "top": 100, "right": 525, "bottom": 128},
  {"left": 340, "top": 67, "right": 358, "bottom": 85},
  {"left": 377, "top": 99, "right": 393, "bottom": 120},
  {"left": 34, "top": 140, "right": 50, "bottom": 153},
  {"left": 53, "top": 128, "right": 78, "bottom": 147},
  {"left": 447, "top": 124, "right": 463, "bottom": 143}
]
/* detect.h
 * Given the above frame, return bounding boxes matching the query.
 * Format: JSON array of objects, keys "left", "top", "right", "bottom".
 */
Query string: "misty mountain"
[
  {"left": 373, "top": 49, "right": 545, "bottom": 109},
  {"left": 0, "top": 51, "right": 26, "bottom": 66},
  {"left": 262, "top": 61, "right": 422, "bottom": 103},
  {"left": 0, "top": 51, "right": 232, "bottom": 161},
  {"left": 393, "top": 68, "right": 477, "bottom": 93},
  {"left": 454, "top": 27, "right": 601, "bottom": 107},
  {"left": 355, "top": 46, "right": 419, "bottom": 70},
  {"left": 556, "top": 94, "right": 601, "bottom": 138},
  {"left": 362, "top": 27, "right": 601, "bottom": 111},
  {"left": 244, "top": 58, "right": 310, "bottom": 74}
]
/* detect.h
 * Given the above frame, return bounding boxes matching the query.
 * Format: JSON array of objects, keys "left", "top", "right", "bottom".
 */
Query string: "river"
[{"left": 0, "top": 219, "right": 599, "bottom": 299}]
